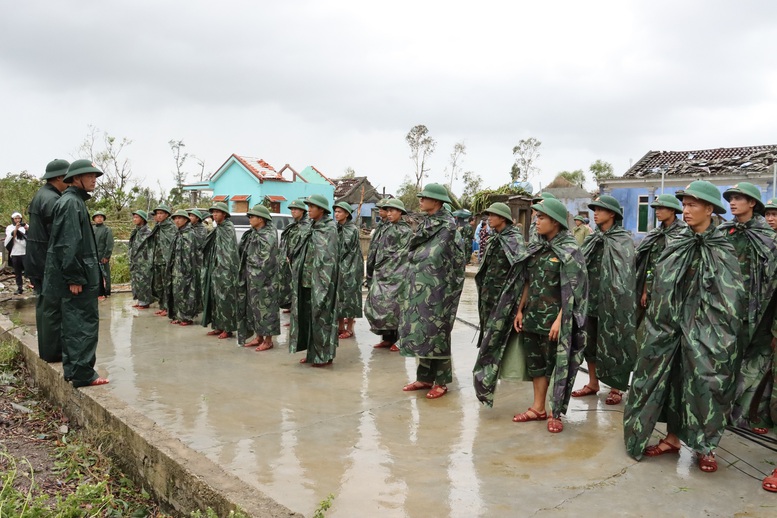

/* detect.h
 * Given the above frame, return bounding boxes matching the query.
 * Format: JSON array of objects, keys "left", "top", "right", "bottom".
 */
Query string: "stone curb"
[{"left": 0, "top": 309, "right": 302, "bottom": 518}]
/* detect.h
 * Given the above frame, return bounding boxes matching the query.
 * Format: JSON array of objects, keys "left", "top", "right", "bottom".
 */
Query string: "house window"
[{"left": 637, "top": 195, "right": 649, "bottom": 232}]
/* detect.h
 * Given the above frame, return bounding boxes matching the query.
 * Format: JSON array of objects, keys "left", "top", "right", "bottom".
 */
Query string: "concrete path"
[{"left": 14, "top": 279, "right": 777, "bottom": 517}]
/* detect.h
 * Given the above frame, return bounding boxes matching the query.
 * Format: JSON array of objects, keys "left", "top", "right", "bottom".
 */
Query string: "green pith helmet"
[
  {"left": 209, "top": 201, "right": 231, "bottom": 217},
  {"left": 132, "top": 209, "right": 148, "bottom": 222},
  {"left": 723, "top": 182, "right": 765, "bottom": 214},
  {"left": 532, "top": 198, "right": 569, "bottom": 230},
  {"left": 417, "top": 183, "right": 452, "bottom": 203},
  {"left": 650, "top": 193, "right": 683, "bottom": 213},
  {"left": 443, "top": 202, "right": 453, "bottom": 212},
  {"left": 383, "top": 198, "right": 407, "bottom": 214},
  {"left": 483, "top": 202, "right": 513, "bottom": 223},
  {"left": 153, "top": 203, "right": 172, "bottom": 215},
  {"left": 573, "top": 215, "right": 586, "bottom": 222},
  {"left": 765, "top": 198, "right": 777, "bottom": 211},
  {"left": 305, "top": 194, "right": 331, "bottom": 213},
  {"left": 531, "top": 191, "right": 558, "bottom": 203},
  {"left": 187, "top": 208, "right": 202, "bottom": 221},
  {"left": 43, "top": 159, "right": 70, "bottom": 180},
  {"left": 588, "top": 194, "right": 623, "bottom": 220},
  {"left": 675, "top": 180, "right": 726, "bottom": 214},
  {"left": 333, "top": 201, "right": 354, "bottom": 216},
  {"left": 171, "top": 209, "right": 190, "bottom": 219},
  {"left": 376, "top": 198, "right": 387, "bottom": 209},
  {"left": 288, "top": 198, "right": 308, "bottom": 211},
  {"left": 247, "top": 204, "right": 272, "bottom": 221},
  {"left": 64, "top": 159, "right": 104, "bottom": 183},
  {"left": 92, "top": 211, "right": 106, "bottom": 221}
]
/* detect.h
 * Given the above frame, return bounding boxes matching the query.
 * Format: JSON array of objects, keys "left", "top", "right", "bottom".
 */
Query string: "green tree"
[
  {"left": 556, "top": 169, "right": 586, "bottom": 186},
  {"left": 78, "top": 125, "right": 137, "bottom": 214},
  {"left": 459, "top": 170, "right": 483, "bottom": 209},
  {"left": 406, "top": 124, "right": 436, "bottom": 190},
  {"left": 342, "top": 166, "right": 356, "bottom": 179},
  {"left": 511, "top": 137, "right": 542, "bottom": 181},
  {"left": 397, "top": 177, "right": 420, "bottom": 212},
  {"left": 445, "top": 141, "right": 466, "bottom": 191},
  {"left": 0, "top": 171, "right": 43, "bottom": 221},
  {"left": 590, "top": 159, "right": 615, "bottom": 185}
]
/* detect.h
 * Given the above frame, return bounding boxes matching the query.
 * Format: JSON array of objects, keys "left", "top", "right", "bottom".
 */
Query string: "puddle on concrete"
[{"left": 9, "top": 280, "right": 775, "bottom": 517}]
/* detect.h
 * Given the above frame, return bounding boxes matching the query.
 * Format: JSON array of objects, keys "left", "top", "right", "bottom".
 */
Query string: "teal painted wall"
[{"left": 209, "top": 161, "right": 334, "bottom": 214}]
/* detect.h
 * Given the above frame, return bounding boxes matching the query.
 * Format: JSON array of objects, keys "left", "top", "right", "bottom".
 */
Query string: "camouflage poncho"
[
  {"left": 399, "top": 208, "right": 466, "bottom": 359},
  {"left": 460, "top": 223, "right": 474, "bottom": 262},
  {"left": 364, "top": 220, "right": 412, "bottom": 333},
  {"left": 201, "top": 218, "right": 239, "bottom": 332},
  {"left": 719, "top": 215, "right": 777, "bottom": 428},
  {"left": 581, "top": 224, "right": 636, "bottom": 390},
  {"left": 336, "top": 220, "right": 363, "bottom": 319},
  {"left": 472, "top": 225, "right": 528, "bottom": 407},
  {"left": 237, "top": 224, "right": 280, "bottom": 343},
  {"left": 289, "top": 215, "right": 340, "bottom": 363},
  {"left": 279, "top": 215, "right": 309, "bottom": 309},
  {"left": 365, "top": 221, "right": 385, "bottom": 286},
  {"left": 150, "top": 217, "right": 176, "bottom": 308},
  {"left": 165, "top": 222, "right": 201, "bottom": 322},
  {"left": 624, "top": 224, "right": 745, "bottom": 458},
  {"left": 190, "top": 220, "right": 207, "bottom": 313},
  {"left": 129, "top": 223, "right": 153, "bottom": 303}
]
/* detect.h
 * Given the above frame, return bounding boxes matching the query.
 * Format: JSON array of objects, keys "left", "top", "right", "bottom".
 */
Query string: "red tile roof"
[
  {"left": 624, "top": 145, "right": 777, "bottom": 178},
  {"left": 212, "top": 195, "right": 228, "bottom": 202},
  {"left": 230, "top": 194, "right": 251, "bottom": 202},
  {"left": 232, "top": 155, "right": 289, "bottom": 183},
  {"left": 265, "top": 195, "right": 287, "bottom": 202}
]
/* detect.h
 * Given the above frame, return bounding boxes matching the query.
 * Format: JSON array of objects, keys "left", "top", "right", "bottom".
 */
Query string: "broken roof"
[{"left": 623, "top": 145, "right": 777, "bottom": 179}]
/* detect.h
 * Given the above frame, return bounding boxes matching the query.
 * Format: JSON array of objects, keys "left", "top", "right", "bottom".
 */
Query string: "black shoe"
[{"left": 15, "top": 288, "right": 23, "bottom": 295}]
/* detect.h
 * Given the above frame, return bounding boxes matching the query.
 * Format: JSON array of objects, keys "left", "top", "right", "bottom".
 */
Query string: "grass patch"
[{"left": 111, "top": 254, "right": 130, "bottom": 284}]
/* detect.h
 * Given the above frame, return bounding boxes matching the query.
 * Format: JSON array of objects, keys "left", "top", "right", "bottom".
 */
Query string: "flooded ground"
[{"left": 9, "top": 279, "right": 776, "bottom": 517}]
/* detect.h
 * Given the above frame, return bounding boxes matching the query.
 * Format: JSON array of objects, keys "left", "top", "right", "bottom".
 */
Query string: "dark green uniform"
[
  {"left": 336, "top": 219, "right": 363, "bottom": 319},
  {"left": 719, "top": 216, "right": 777, "bottom": 429},
  {"left": 290, "top": 215, "right": 339, "bottom": 363},
  {"left": 93, "top": 222, "right": 114, "bottom": 296},
  {"left": 460, "top": 223, "right": 474, "bottom": 264},
  {"left": 399, "top": 208, "right": 466, "bottom": 385},
  {"left": 24, "top": 182, "right": 63, "bottom": 362},
  {"left": 472, "top": 225, "right": 528, "bottom": 406},
  {"left": 165, "top": 222, "right": 201, "bottom": 323},
  {"left": 201, "top": 219, "right": 239, "bottom": 333},
  {"left": 237, "top": 224, "right": 281, "bottom": 344},
  {"left": 129, "top": 223, "right": 153, "bottom": 304},
  {"left": 580, "top": 224, "right": 637, "bottom": 390},
  {"left": 624, "top": 225, "right": 745, "bottom": 458},
  {"left": 635, "top": 218, "right": 687, "bottom": 327},
  {"left": 279, "top": 215, "right": 309, "bottom": 309},
  {"left": 364, "top": 220, "right": 412, "bottom": 342},
  {"left": 151, "top": 218, "right": 176, "bottom": 309},
  {"left": 42, "top": 186, "right": 103, "bottom": 386}
]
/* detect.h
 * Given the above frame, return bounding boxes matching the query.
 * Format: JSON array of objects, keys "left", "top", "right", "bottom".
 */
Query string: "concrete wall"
[{"left": 0, "top": 309, "right": 300, "bottom": 518}]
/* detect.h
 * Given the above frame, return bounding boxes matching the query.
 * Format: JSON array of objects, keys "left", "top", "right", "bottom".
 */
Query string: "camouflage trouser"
[
  {"left": 583, "top": 316, "right": 599, "bottom": 364},
  {"left": 417, "top": 358, "right": 452, "bottom": 385},
  {"left": 524, "top": 331, "right": 555, "bottom": 378}
]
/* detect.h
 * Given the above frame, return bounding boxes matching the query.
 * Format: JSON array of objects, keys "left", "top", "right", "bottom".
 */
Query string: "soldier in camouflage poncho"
[
  {"left": 129, "top": 210, "right": 153, "bottom": 308},
  {"left": 365, "top": 198, "right": 412, "bottom": 350},
  {"left": 165, "top": 210, "right": 201, "bottom": 325},
  {"left": 719, "top": 183, "right": 777, "bottom": 433},
  {"left": 279, "top": 199, "right": 309, "bottom": 311},
  {"left": 365, "top": 199, "right": 388, "bottom": 286},
  {"left": 237, "top": 205, "right": 280, "bottom": 351},
  {"left": 201, "top": 202, "right": 239, "bottom": 339},
  {"left": 528, "top": 192, "right": 558, "bottom": 244},
  {"left": 399, "top": 184, "right": 465, "bottom": 399},
  {"left": 91, "top": 211, "right": 113, "bottom": 297},
  {"left": 459, "top": 216, "right": 475, "bottom": 264},
  {"left": 188, "top": 209, "right": 208, "bottom": 314},
  {"left": 572, "top": 195, "right": 636, "bottom": 405},
  {"left": 511, "top": 199, "right": 587, "bottom": 432},
  {"left": 624, "top": 181, "right": 745, "bottom": 473},
  {"left": 472, "top": 203, "right": 527, "bottom": 406},
  {"left": 635, "top": 195, "right": 686, "bottom": 328},
  {"left": 333, "top": 201, "right": 363, "bottom": 339},
  {"left": 289, "top": 194, "right": 340, "bottom": 366},
  {"left": 150, "top": 204, "right": 176, "bottom": 315}
]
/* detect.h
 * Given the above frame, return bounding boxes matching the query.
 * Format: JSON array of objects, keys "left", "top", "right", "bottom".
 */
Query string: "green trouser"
[
  {"left": 417, "top": 357, "right": 453, "bottom": 385},
  {"left": 101, "top": 261, "right": 111, "bottom": 296},
  {"left": 32, "top": 278, "right": 63, "bottom": 363},
  {"left": 298, "top": 288, "right": 335, "bottom": 364},
  {"left": 61, "top": 295, "right": 100, "bottom": 387}
]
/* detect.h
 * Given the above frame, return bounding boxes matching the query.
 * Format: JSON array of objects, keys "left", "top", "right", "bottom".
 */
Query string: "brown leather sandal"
[{"left": 643, "top": 438, "right": 680, "bottom": 457}]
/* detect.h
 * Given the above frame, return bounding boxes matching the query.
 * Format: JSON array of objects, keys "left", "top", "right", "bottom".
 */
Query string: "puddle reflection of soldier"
[{"left": 43, "top": 159, "right": 109, "bottom": 387}]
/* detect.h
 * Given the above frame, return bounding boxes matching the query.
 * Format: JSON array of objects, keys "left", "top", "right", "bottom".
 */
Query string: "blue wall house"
[
  {"left": 599, "top": 145, "right": 777, "bottom": 240},
  {"left": 183, "top": 154, "right": 335, "bottom": 213}
]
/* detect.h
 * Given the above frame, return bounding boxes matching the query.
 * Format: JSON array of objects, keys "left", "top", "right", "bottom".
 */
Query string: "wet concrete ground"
[{"left": 12, "top": 279, "right": 777, "bottom": 517}]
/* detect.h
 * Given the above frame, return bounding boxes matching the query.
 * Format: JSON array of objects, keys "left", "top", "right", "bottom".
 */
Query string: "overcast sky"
[{"left": 1, "top": 0, "right": 776, "bottom": 197}]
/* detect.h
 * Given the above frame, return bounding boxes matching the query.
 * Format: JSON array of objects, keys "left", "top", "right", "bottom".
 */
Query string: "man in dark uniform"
[
  {"left": 43, "top": 159, "right": 109, "bottom": 387},
  {"left": 25, "top": 158, "right": 69, "bottom": 363},
  {"left": 91, "top": 211, "right": 114, "bottom": 299}
]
